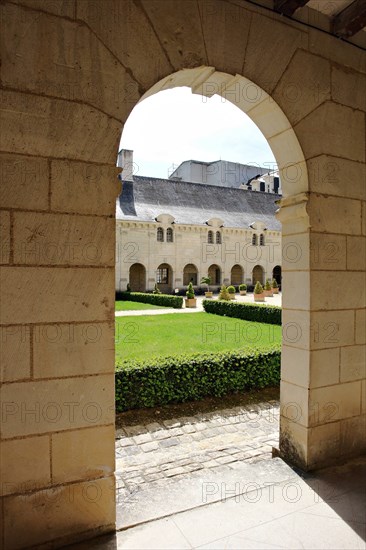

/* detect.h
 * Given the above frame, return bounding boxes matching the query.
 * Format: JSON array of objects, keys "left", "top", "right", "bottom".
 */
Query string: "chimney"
[{"left": 117, "top": 149, "right": 134, "bottom": 181}]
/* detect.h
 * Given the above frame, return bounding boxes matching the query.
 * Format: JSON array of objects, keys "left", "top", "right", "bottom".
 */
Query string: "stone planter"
[
  {"left": 264, "top": 290, "right": 273, "bottom": 297},
  {"left": 239, "top": 290, "right": 247, "bottom": 296},
  {"left": 185, "top": 298, "right": 197, "bottom": 308},
  {"left": 254, "top": 293, "right": 265, "bottom": 302},
  {"left": 272, "top": 288, "right": 279, "bottom": 294},
  {"left": 229, "top": 293, "right": 236, "bottom": 300},
  {"left": 205, "top": 292, "right": 213, "bottom": 298}
]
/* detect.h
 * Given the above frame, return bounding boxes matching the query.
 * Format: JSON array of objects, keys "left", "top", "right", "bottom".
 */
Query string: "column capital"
[{"left": 275, "top": 192, "right": 310, "bottom": 232}]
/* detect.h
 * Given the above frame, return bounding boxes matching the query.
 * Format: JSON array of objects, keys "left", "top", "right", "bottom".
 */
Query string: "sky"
[{"left": 119, "top": 87, "right": 276, "bottom": 179}]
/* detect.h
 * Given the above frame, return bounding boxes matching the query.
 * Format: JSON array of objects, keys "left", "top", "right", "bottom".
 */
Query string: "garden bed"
[
  {"left": 203, "top": 300, "right": 281, "bottom": 325},
  {"left": 116, "top": 347, "right": 281, "bottom": 411},
  {"left": 116, "top": 291, "right": 183, "bottom": 309}
]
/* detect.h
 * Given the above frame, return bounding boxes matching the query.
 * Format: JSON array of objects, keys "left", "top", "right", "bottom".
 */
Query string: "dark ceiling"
[{"left": 274, "top": 0, "right": 366, "bottom": 39}]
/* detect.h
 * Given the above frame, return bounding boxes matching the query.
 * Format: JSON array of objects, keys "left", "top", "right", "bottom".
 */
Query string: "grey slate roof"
[{"left": 116, "top": 176, "right": 281, "bottom": 231}]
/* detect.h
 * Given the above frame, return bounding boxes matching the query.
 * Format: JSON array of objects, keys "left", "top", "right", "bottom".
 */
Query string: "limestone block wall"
[
  {"left": 272, "top": 32, "right": 366, "bottom": 469},
  {"left": 279, "top": 187, "right": 366, "bottom": 468},
  {"left": 115, "top": 221, "right": 282, "bottom": 292},
  {"left": 0, "top": 0, "right": 365, "bottom": 547},
  {"left": 0, "top": 3, "right": 124, "bottom": 546},
  {"left": 0, "top": 155, "right": 121, "bottom": 547}
]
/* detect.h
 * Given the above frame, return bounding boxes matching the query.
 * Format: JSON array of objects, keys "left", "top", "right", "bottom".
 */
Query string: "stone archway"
[
  {"left": 142, "top": 69, "right": 308, "bottom": 198},
  {"left": 208, "top": 264, "right": 221, "bottom": 286},
  {"left": 183, "top": 263, "right": 198, "bottom": 286},
  {"left": 231, "top": 264, "right": 244, "bottom": 286},
  {"left": 252, "top": 265, "right": 264, "bottom": 285},
  {"left": 129, "top": 263, "right": 146, "bottom": 292},
  {"left": 2, "top": 2, "right": 365, "bottom": 547},
  {"left": 273, "top": 265, "right": 282, "bottom": 286},
  {"left": 156, "top": 263, "right": 173, "bottom": 293}
]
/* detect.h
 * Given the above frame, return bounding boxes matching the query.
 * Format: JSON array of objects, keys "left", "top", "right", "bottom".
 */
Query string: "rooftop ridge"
[{"left": 125, "top": 175, "right": 281, "bottom": 198}]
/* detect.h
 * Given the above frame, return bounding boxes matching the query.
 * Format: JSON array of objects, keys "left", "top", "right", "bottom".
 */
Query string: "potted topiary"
[
  {"left": 201, "top": 276, "right": 213, "bottom": 298},
  {"left": 218, "top": 284, "right": 231, "bottom": 301},
  {"left": 272, "top": 278, "right": 279, "bottom": 294},
  {"left": 227, "top": 285, "right": 236, "bottom": 299},
  {"left": 239, "top": 283, "right": 247, "bottom": 296},
  {"left": 185, "top": 281, "right": 197, "bottom": 308},
  {"left": 254, "top": 281, "right": 265, "bottom": 302},
  {"left": 264, "top": 279, "right": 273, "bottom": 297}
]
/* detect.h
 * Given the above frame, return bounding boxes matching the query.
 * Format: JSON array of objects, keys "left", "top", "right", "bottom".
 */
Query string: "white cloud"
[{"left": 120, "top": 87, "right": 276, "bottom": 178}]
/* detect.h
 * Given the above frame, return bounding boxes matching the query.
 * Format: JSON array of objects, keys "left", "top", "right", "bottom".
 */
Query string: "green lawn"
[
  {"left": 115, "top": 312, "right": 281, "bottom": 363},
  {"left": 115, "top": 301, "right": 170, "bottom": 311}
]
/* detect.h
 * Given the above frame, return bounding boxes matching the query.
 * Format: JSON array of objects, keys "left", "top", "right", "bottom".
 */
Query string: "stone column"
[
  {"left": 0, "top": 6, "right": 126, "bottom": 544},
  {"left": 277, "top": 191, "right": 366, "bottom": 469},
  {"left": 0, "top": 154, "right": 121, "bottom": 547}
]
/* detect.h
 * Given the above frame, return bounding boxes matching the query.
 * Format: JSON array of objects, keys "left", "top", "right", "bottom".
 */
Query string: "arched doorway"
[
  {"left": 208, "top": 264, "right": 221, "bottom": 286},
  {"left": 156, "top": 263, "right": 172, "bottom": 293},
  {"left": 252, "top": 265, "right": 264, "bottom": 285},
  {"left": 231, "top": 264, "right": 244, "bottom": 286},
  {"left": 13, "top": 7, "right": 360, "bottom": 536},
  {"left": 183, "top": 264, "right": 198, "bottom": 286},
  {"left": 3, "top": 0, "right": 366, "bottom": 542},
  {"left": 273, "top": 265, "right": 282, "bottom": 287},
  {"left": 143, "top": 69, "right": 309, "bottom": 196},
  {"left": 129, "top": 263, "right": 146, "bottom": 292}
]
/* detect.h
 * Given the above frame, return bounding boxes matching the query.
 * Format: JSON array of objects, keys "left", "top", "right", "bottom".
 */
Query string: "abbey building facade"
[{"left": 116, "top": 151, "right": 282, "bottom": 293}]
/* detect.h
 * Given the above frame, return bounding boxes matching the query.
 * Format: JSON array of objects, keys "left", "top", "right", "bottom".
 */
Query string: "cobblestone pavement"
[{"left": 115, "top": 391, "right": 280, "bottom": 499}]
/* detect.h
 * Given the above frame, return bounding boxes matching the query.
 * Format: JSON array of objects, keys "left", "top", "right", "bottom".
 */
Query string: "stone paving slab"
[
  {"left": 116, "top": 457, "right": 295, "bottom": 529},
  {"left": 68, "top": 457, "right": 366, "bottom": 549}
]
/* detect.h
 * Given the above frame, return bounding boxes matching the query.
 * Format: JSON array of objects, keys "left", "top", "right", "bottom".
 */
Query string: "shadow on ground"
[{"left": 116, "top": 387, "right": 280, "bottom": 429}]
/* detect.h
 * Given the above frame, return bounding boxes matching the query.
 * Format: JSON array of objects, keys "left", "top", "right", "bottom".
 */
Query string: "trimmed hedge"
[
  {"left": 202, "top": 300, "right": 281, "bottom": 325},
  {"left": 115, "top": 348, "right": 280, "bottom": 411},
  {"left": 116, "top": 291, "right": 183, "bottom": 309}
]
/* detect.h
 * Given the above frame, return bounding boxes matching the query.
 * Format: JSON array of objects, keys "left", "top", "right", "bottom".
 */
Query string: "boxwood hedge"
[
  {"left": 115, "top": 348, "right": 280, "bottom": 411},
  {"left": 116, "top": 291, "right": 183, "bottom": 309},
  {"left": 203, "top": 300, "right": 281, "bottom": 325}
]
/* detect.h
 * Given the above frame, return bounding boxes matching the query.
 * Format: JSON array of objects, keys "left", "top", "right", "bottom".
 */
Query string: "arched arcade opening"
[
  {"left": 252, "top": 265, "right": 264, "bottom": 285},
  {"left": 208, "top": 264, "right": 221, "bottom": 286},
  {"left": 129, "top": 263, "right": 146, "bottom": 292},
  {"left": 183, "top": 264, "right": 198, "bottom": 286},
  {"left": 6, "top": 8, "right": 365, "bottom": 540},
  {"left": 231, "top": 264, "right": 244, "bottom": 286},
  {"left": 156, "top": 263, "right": 173, "bottom": 293},
  {"left": 273, "top": 265, "right": 282, "bottom": 287}
]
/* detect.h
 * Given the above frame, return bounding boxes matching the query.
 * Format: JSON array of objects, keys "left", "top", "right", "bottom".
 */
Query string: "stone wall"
[{"left": 116, "top": 221, "right": 282, "bottom": 291}]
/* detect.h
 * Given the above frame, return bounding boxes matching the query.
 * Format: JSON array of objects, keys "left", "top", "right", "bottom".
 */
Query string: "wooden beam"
[
  {"left": 274, "top": 0, "right": 310, "bottom": 17},
  {"left": 333, "top": 0, "right": 366, "bottom": 38}
]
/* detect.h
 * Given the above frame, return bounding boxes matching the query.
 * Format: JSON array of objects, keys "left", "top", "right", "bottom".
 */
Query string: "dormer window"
[
  {"left": 157, "top": 227, "right": 164, "bottom": 242},
  {"left": 252, "top": 234, "right": 257, "bottom": 246},
  {"left": 216, "top": 231, "right": 221, "bottom": 244},
  {"left": 208, "top": 230, "right": 214, "bottom": 244},
  {"left": 260, "top": 233, "right": 265, "bottom": 246}
]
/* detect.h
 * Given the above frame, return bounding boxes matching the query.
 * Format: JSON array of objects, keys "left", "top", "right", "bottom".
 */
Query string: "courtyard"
[
  {"left": 116, "top": 295, "right": 281, "bottom": 521},
  {"left": 112, "top": 298, "right": 281, "bottom": 531}
]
